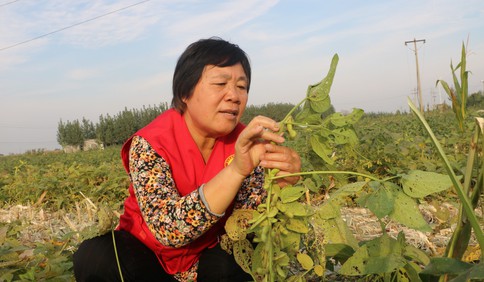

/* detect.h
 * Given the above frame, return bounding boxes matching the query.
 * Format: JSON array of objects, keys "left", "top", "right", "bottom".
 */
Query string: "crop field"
[
  {"left": 2, "top": 47, "right": 484, "bottom": 282},
  {"left": 1, "top": 107, "right": 482, "bottom": 281}
]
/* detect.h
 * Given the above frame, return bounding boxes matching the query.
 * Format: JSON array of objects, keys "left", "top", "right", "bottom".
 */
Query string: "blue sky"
[{"left": 1, "top": 0, "right": 483, "bottom": 155}]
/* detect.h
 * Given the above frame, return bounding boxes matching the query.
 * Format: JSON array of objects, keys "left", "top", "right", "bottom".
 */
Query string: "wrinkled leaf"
[
  {"left": 225, "top": 209, "right": 253, "bottom": 241},
  {"left": 330, "top": 108, "right": 364, "bottom": 127},
  {"left": 233, "top": 239, "right": 254, "bottom": 275}
]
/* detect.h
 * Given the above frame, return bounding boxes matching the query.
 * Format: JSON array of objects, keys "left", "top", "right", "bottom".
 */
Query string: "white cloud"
[
  {"left": 1, "top": 1, "right": 162, "bottom": 50},
  {"left": 164, "top": 0, "right": 278, "bottom": 36}
]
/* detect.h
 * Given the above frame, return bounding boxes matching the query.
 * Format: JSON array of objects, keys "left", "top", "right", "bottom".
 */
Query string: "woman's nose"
[{"left": 225, "top": 84, "right": 241, "bottom": 104}]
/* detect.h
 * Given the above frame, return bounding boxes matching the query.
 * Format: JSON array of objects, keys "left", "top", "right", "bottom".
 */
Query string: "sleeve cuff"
[{"left": 198, "top": 184, "right": 225, "bottom": 217}]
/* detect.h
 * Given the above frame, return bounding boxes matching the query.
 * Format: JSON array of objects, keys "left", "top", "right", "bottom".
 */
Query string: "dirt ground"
[{"left": 0, "top": 200, "right": 481, "bottom": 261}]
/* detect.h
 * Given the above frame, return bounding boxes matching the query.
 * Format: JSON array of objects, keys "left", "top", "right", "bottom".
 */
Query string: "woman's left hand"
[{"left": 259, "top": 143, "right": 301, "bottom": 187}]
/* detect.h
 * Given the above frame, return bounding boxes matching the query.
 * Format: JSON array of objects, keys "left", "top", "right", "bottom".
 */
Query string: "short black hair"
[{"left": 171, "top": 37, "right": 251, "bottom": 113}]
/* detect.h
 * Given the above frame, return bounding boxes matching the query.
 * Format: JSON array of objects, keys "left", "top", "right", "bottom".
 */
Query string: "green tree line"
[
  {"left": 56, "top": 90, "right": 483, "bottom": 150},
  {"left": 57, "top": 103, "right": 169, "bottom": 148},
  {"left": 57, "top": 102, "right": 312, "bottom": 148}
]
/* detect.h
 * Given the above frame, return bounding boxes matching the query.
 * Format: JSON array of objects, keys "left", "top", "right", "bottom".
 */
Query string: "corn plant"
[
  {"left": 416, "top": 42, "right": 484, "bottom": 281},
  {"left": 436, "top": 42, "right": 469, "bottom": 132}
]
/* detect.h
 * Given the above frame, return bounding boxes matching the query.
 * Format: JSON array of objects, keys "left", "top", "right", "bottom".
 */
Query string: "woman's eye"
[{"left": 237, "top": 85, "right": 247, "bottom": 90}]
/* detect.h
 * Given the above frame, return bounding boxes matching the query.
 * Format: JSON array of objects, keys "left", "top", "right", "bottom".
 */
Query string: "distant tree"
[
  {"left": 241, "top": 102, "right": 298, "bottom": 125},
  {"left": 114, "top": 107, "right": 137, "bottom": 144},
  {"left": 57, "top": 102, "right": 168, "bottom": 148},
  {"left": 57, "top": 119, "right": 83, "bottom": 147},
  {"left": 467, "top": 91, "right": 484, "bottom": 108},
  {"left": 57, "top": 119, "right": 66, "bottom": 146},
  {"left": 97, "top": 114, "right": 116, "bottom": 146},
  {"left": 81, "top": 117, "right": 96, "bottom": 140}
]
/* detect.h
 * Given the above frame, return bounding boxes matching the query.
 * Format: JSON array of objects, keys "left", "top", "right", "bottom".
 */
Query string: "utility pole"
[{"left": 405, "top": 38, "right": 426, "bottom": 113}]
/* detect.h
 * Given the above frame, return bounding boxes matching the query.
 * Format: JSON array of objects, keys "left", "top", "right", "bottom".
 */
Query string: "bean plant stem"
[
  {"left": 263, "top": 172, "right": 275, "bottom": 282},
  {"left": 280, "top": 98, "right": 307, "bottom": 124},
  {"left": 269, "top": 170, "right": 383, "bottom": 182}
]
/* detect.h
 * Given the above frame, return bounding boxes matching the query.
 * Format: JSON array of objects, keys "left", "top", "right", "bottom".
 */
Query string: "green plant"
[
  {"left": 223, "top": 54, "right": 458, "bottom": 281},
  {"left": 436, "top": 42, "right": 469, "bottom": 132},
  {"left": 416, "top": 42, "right": 484, "bottom": 281}
]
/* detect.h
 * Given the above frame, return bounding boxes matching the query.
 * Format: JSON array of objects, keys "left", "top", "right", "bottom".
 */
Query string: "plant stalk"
[{"left": 408, "top": 99, "right": 484, "bottom": 251}]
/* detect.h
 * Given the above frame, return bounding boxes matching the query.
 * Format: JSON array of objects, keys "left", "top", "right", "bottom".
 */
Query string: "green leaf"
[
  {"left": 280, "top": 230, "right": 301, "bottom": 252},
  {"left": 286, "top": 218, "right": 309, "bottom": 234},
  {"left": 325, "top": 243, "right": 355, "bottom": 263},
  {"left": 306, "top": 54, "right": 339, "bottom": 113},
  {"left": 303, "top": 178, "right": 319, "bottom": 193},
  {"left": 403, "top": 261, "right": 424, "bottom": 282},
  {"left": 280, "top": 186, "right": 306, "bottom": 203},
  {"left": 277, "top": 202, "right": 313, "bottom": 217},
  {"left": 310, "top": 135, "right": 334, "bottom": 165},
  {"left": 233, "top": 239, "right": 254, "bottom": 275},
  {"left": 388, "top": 188, "right": 431, "bottom": 232},
  {"left": 329, "top": 109, "right": 364, "bottom": 127},
  {"left": 314, "top": 201, "right": 340, "bottom": 219},
  {"left": 420, "top": 257, "right": 472, "bottom": 276},
  {"left": 357, "top": 181, "right": 394, "bottom": 219},
  {"left": 251, "top": 243, "right": 265, "bottom": 276},
  {"left": 225, "top": 209, "right": 253, "bottom": 241},
  {"left": 313, "top": 265, "right": 324, "bottom": 277},
  {"left": 294, "top": 106, "right": 311, "bottom": 122},
  {"left": 467, "top": 262, "right": 484, "bottom": 280},
  {"left": 330, "top": 181, "right": 368, "bottom": 204},
  {"left": 297, "top": 253, "right": 314, "bottom": 270},
  {"left": 339, "top": 234, "right": 407, "bottom": 276},
  {"left": 286, "top": 275, "right": 305, "bottom": 282},
  {"left": 404, "top": 244, "right": 430, "bottom": 265},
  {"left": 308, "top": 94, "right": 331, "bottom": 113},
  {"left": 312, "top": 203, "right": 359, "bottom": 249},
  {"left": 274, "top": 251, "right": 290, "bottom": 266},
  {"left": 401, "top": 170, "right": 455, "bottom": 198}
]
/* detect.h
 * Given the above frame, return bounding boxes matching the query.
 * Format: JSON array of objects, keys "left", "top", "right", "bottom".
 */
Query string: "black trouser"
[{"left": 73, "top": 230, "right": 252, "bottom": 282}]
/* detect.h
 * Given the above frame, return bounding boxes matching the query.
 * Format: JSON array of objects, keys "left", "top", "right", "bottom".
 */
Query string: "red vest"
[{"left": 117, "top": 109, "right": 244, "bottom": 274}]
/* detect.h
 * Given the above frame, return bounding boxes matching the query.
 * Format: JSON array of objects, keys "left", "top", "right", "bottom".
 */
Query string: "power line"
[
  {"left": 0, "top": 0, "right": 150, "bottom": 52},
  {"left": 0, "top": 0, "right": 20, "bottom": 8}
]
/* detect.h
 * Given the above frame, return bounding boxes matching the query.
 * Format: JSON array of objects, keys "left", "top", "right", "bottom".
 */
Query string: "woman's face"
[{"left": 183, "top": 63, "right": 248, "bottom": 140}]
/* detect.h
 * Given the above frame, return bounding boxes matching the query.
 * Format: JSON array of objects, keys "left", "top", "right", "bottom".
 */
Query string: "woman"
[{"left": 73, "top": 37, "right": 301, "bottom": 282}]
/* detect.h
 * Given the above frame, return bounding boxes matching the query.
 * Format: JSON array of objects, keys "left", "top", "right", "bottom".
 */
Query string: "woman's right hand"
[{"left": 229, "top": 116, "right": 285, "bottom": 178}]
